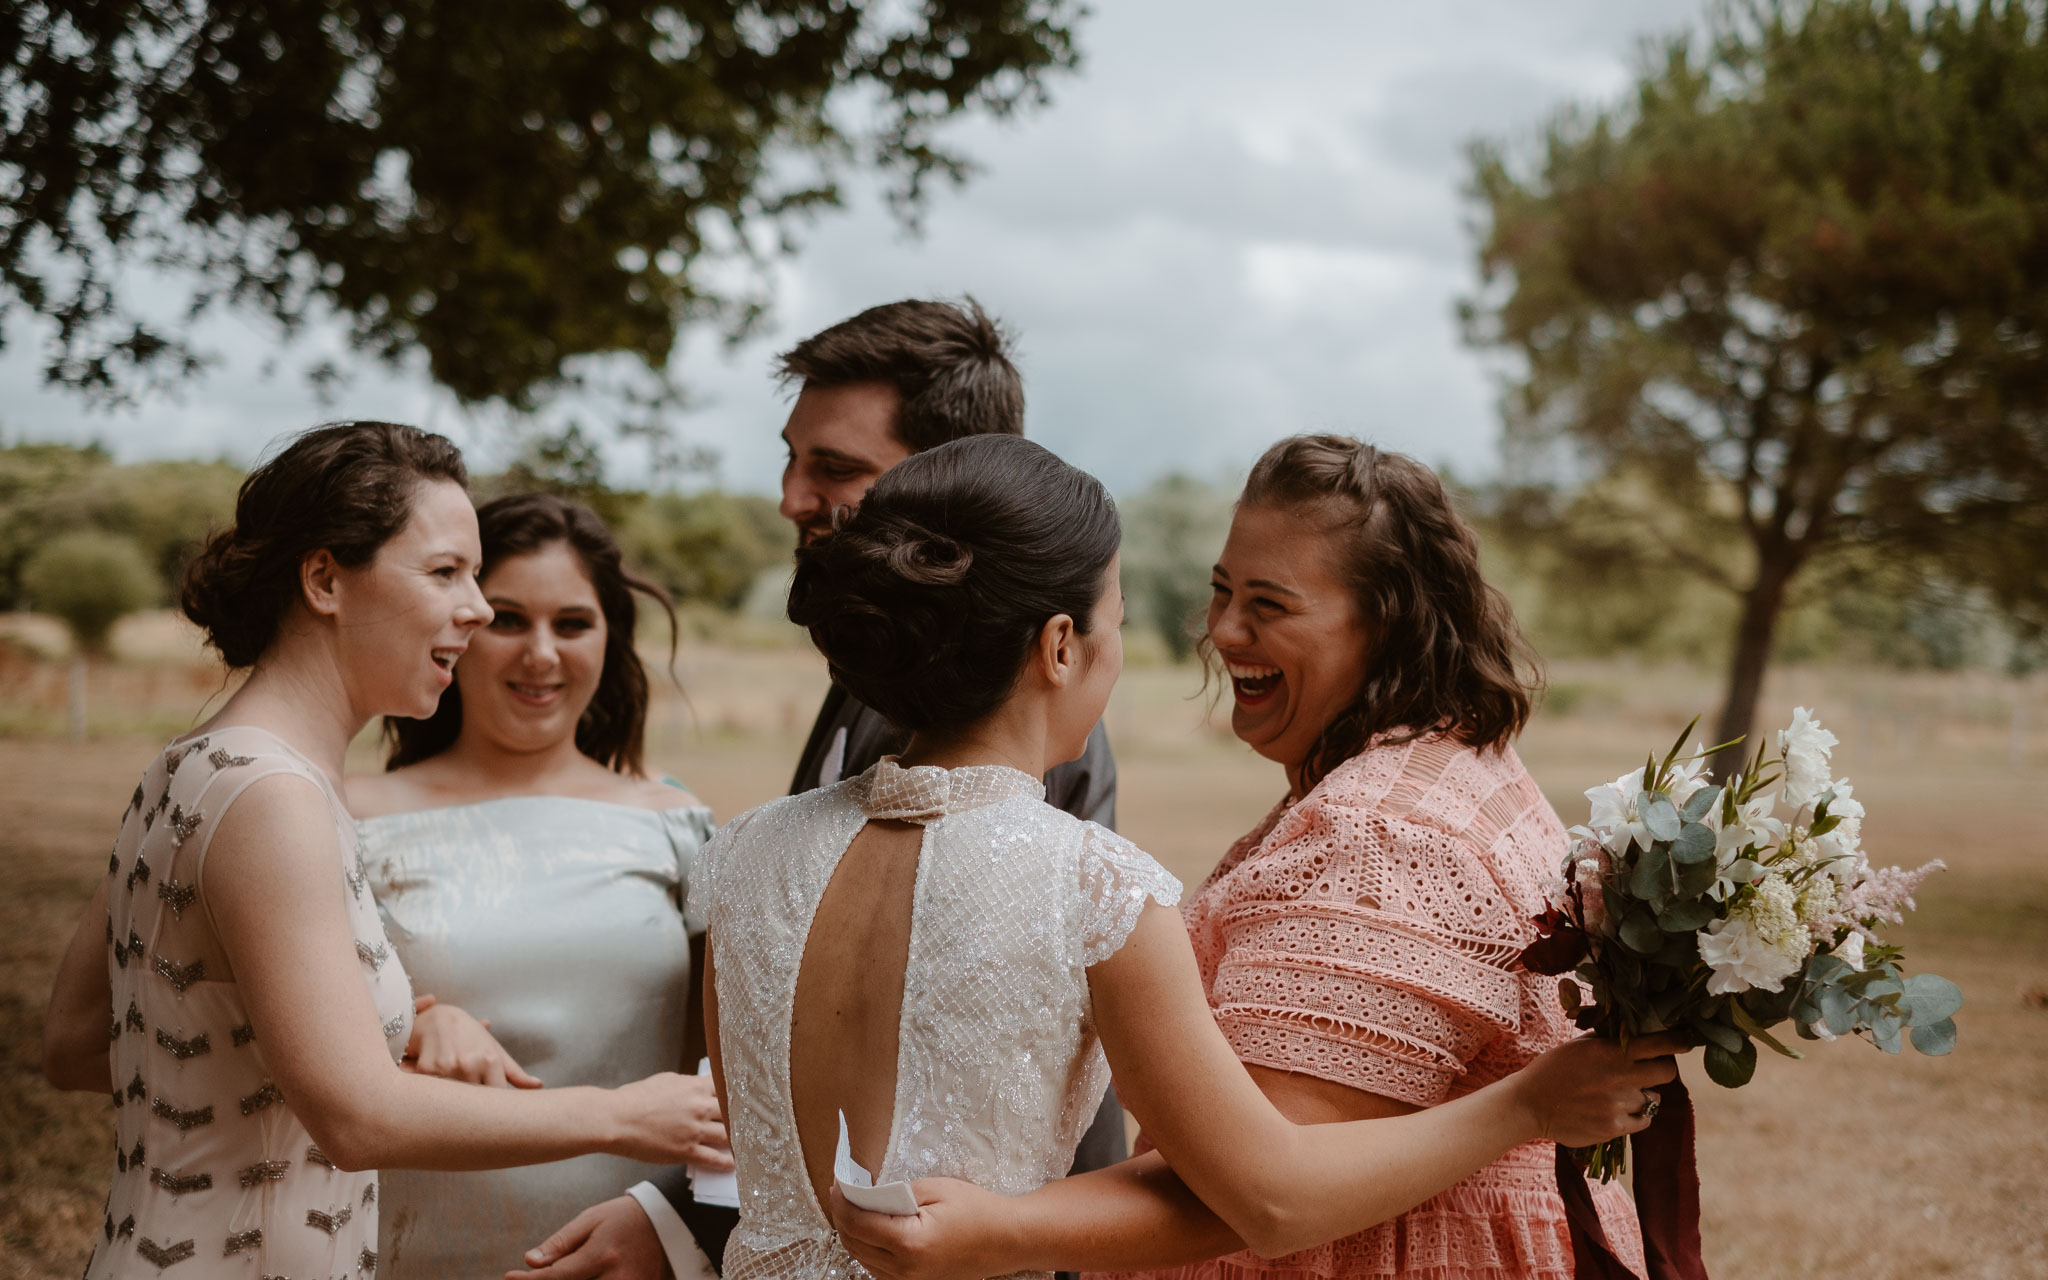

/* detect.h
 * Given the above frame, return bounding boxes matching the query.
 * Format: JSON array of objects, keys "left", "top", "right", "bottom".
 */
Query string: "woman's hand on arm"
[
  {"left": 833, "top": 1153, "right": 1238, "bottom": 1280},
  {"left": 41, "top": 876, "right": 115, "bottom": 1093},
  {"left": 403, "top": 993, "right": 544, "bottom": 1089},
  {"left": 206, "top": 774, "right": 717, "bottom": 1171}
]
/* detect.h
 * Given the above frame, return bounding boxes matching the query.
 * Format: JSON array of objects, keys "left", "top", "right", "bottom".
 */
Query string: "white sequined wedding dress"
[{"left": 693, "top": 757, "right": 1181, "bottom": 1280}]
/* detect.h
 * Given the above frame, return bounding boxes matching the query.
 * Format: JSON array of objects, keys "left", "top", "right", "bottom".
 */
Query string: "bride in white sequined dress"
[{"left": 695, "top": 434, "right": 1684, "bottom": 1280}]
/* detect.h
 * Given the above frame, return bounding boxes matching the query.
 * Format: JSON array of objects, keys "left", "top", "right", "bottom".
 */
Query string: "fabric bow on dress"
[{"left": 846, "top": 757, "right": 1046, "bottom": 826}]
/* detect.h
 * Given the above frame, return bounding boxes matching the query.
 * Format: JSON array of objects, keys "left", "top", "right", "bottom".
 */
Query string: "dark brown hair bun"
[
  {"left": 181, "top": 421, "right": 468, "bottom": 668},
  {"left": 787, "top": 435, "right": 1119, "bottom": 734}
]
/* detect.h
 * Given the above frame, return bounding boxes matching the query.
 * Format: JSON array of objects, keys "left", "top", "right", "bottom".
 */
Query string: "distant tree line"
[
  {"left": 0, "top": 439, "right": 791, "bottom": 633},
  {"left": 3, "top": 439, "right": 2035, "bottom": 679}
]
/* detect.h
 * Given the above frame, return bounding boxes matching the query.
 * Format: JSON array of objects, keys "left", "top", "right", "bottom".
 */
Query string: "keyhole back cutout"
[{"left": 789, "top": 817, "right": 924, "bottom": 1214}]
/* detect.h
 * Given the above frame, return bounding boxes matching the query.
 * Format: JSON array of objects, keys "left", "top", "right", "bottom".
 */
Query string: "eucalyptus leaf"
[
  {"left": 1909, "top": 1017, "right": 1958, "bottom": 1056},
  {"left": 1675, "top": 855, "right": 1718, "bottom": 898},
  {"left": 1819, "top": 986, "right": 1859, "bottom": 1036},
  {"left": 1704, "top": 1037, "right": 1757, "bottom": 1088},
  {"left": 1653, "top": 929, "right": 1699, "bottom": 967},
  {"left": 1658, "top": 898, "right": 1717, "bottom": 931},
  {"left": 1805, "top": 954, "right": 1850, "bottom": 985},
  {"left": 1899, "top": 973, "right": 1965, "bottom": 1025},
  {"left": 1681, "top": 785, "right": 1721, "bottom": 824},
  {"left": 1740, "top": 979, "right": 1802, "bottom": 1024},
  {"left": 1641, "top": 793, "right": 1682, "bottom": 841},
  {"left": 1620, "top": 909, "right": 1665, "bottom": 956},
  {"left": 1728, "top": 1001, "right": 1804, "bottom": 1058},
  {"left": 1630, "top": 846, "right": 1671, "bottom": 903},
  {"left": 1670, "top": 822, "right": 1716, "bottom": 864},
  {"left": 1559, "top": 978, "right": 1582, "bottom": 1013},
  {"left": 1873, "top": 1018, "right": 1904, "bottom": 1054},
  {"left": 1689, "top": 1015, "right": 1744, "bottom": 1053}
]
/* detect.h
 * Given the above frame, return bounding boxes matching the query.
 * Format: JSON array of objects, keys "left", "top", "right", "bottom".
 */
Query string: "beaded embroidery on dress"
[
  {"left": 693, "top": 758, "right": 1179, "bottom": 1280},
  {"left": 85, "top": 726, "right": 414, "bottom": 1280}
]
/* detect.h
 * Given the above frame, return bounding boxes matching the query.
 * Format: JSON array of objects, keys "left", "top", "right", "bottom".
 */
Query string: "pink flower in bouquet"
[
  {"left": 1843, "top": 859, "right": 1948, "bottom": 930},
  {"left": 1571, "top": 843, "right": 1611, "bottom": 934}
]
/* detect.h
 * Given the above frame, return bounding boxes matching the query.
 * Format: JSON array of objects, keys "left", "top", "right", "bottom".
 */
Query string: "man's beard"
[{"left": 795, "top": 519, "right": 834, "bottom": 548}]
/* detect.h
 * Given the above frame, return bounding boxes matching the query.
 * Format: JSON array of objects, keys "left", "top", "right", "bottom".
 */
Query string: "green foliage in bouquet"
[{"left": 1524, "top": 710, "right": 1957, "bottom": 1179}]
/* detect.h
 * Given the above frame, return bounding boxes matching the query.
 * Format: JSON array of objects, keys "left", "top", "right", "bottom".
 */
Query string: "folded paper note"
[
  {"left": 685, "top": 1058, "right": 740, "bottom": 1209},
  {"left": 834, "top": 1112, "right": 919, "bottom": 1216}
]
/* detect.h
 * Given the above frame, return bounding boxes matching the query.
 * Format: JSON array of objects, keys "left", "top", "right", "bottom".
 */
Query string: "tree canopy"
[
  {"left": 1465, "top": 0, "right": 2048, "bottom": 766},
  {"left": 1, "top": 0, "right": 1081, "bottom": 407}
]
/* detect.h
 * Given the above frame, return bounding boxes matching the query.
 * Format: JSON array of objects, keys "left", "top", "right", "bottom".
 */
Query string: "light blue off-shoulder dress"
[{"left": 356, "top": 793, "right": 715, "bottom": 1278}]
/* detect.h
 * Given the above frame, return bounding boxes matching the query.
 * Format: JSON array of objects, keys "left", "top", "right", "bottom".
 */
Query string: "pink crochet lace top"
[{"left": 1113, "top": 735, "right": 1643, "bottom": 1280}]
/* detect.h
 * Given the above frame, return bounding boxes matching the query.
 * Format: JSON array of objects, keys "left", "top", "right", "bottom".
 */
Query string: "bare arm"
[
  {"left": 837, "top": 905, "right": 1676, "bottom": 1274},
  {"left": 42, "top": 876, "right": 115, "bottom": 1093},
  {"left": 206, "top": 774, "right": 711, "bottom": 1172},
  {"left": 1098, "top": 906, "right": 1675, "bottom": 1255}
]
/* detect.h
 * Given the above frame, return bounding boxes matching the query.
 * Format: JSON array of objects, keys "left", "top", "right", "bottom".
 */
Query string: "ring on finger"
[{"left": 1632, "top": 1088, "right": 1662, "bottom": 1119}]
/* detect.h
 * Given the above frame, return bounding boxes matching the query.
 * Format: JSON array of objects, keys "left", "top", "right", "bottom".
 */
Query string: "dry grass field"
[{"left": 4, "top": 621, "right": 2045, "bottom": 1278}]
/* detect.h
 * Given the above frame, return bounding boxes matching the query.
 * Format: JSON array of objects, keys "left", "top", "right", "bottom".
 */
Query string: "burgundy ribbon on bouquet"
[{"left": 1555, "top": 1075, "right": 1708, "bottom": 1280}]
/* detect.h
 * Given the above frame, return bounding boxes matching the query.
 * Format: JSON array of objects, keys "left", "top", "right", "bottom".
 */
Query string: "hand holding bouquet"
[{"left": 1524, "top": 707, "right": 1959, "bottom": 1181}]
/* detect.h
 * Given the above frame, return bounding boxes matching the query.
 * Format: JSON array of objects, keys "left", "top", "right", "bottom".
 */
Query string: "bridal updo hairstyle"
[
  {"left": 787, "top": 434, "right": 1119, "bottom": 734},
  {"left": 181, "top": 421, "right": 468, "bottom": 669},
  {"left": 381, "top": 493, "right": 677, "bottom": 775},
  {"left": 1232, "top": 434, "right": 1539, "bottom": 787}
]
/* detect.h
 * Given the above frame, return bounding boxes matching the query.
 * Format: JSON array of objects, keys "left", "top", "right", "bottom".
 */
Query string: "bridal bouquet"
[{"left": 1524, "top": 708, "right": 1959, "bottom": 1180}]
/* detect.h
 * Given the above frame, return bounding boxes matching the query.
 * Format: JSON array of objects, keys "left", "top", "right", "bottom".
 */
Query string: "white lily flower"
[{"left": 1779, "top": 707, "right": 1839, "bottom": 810}]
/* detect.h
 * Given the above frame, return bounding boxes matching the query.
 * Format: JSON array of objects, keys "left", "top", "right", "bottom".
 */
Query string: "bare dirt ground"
[{"left": 4, "top": 639, "right": 2044, "bottom": 1278}]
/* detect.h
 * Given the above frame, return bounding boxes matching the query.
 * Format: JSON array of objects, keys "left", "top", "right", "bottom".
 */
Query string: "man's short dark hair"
[{"left": 776, "top": 297, "right": 1024, "bottom": 451}]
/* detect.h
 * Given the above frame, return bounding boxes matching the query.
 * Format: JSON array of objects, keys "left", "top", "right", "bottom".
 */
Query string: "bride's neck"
[{"left": 896, "top": 699, "right": 1050, "bottom": 779}]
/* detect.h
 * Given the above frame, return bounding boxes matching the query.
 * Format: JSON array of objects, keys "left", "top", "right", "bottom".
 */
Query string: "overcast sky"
[{"left": 0, "top": 0, "right": 1705, "bottom": 497}]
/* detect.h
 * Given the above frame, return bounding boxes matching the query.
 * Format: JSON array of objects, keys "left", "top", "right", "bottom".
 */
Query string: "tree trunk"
[
  {"left": 1711, "top": 555, "right": 1798, "bottom": 782},
  {"left": 68, "top": 653, "right": 88, "bottom": 741}
]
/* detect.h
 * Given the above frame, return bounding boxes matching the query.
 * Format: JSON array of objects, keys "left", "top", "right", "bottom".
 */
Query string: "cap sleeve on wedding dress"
[
  {"left": 1077, "top": 823, "right": 1182, "bottom": 967},
  {"left": 661, "top": 804, "right": 717, "bottom": 934},
  {"left": 685, "top": 809, "right": 754, "bottom": 935}
]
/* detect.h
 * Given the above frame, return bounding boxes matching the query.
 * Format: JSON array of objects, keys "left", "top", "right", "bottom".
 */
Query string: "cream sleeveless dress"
[
  {"left": 695, "top": 757, "right": 1181, "bottom": 1280},
  {"left": 88, "top": 725, "right": 415, "bottom": 1279}
]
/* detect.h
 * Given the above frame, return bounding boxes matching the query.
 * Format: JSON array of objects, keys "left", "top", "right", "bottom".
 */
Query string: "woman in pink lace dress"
[
  {"left": 833, "top": 435, "right": 1648, "bottom": 1280},
  {"left": 1145, "top": 435, "right": 1644, "bottom": 1280}
]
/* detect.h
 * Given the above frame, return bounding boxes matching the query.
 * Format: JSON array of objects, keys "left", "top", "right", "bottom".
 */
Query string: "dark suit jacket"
[{"left": 653, "top": 685, "right": 1126, "bottom": 1264}]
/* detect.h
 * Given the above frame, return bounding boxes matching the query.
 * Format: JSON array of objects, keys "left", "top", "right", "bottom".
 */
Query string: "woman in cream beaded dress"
[
  {"left": 350, "top": 493, "right": 729, "bottom": 1278},
  {"left": 40, "top": 423, "right": 713, "bottom": 1280},
  {"left": 91, "top": 724, "right": 412, "bottom": 1276},
  {"left": 700, "top": 434, "right": 1680, "bottom": 1280}
]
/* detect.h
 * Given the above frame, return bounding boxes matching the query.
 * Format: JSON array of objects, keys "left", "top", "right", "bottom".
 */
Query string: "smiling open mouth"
[
  {"left": 1227, "top": 662, "right": 1282, "bottom": 704},
  {"left": 508, "top": 682, "right": 564, "bottom": 701},
  {"left": 430, "top": 648, "right": 464, "bottom": 673}
]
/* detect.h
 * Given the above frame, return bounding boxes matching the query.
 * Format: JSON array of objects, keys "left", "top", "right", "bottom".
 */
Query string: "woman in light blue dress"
[{"left": 349, "top": 493, "right": 730, "bottom": 1279}]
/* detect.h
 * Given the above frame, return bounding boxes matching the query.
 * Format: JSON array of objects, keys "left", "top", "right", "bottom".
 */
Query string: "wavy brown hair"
[
  {"left": 1221, "top": 434, "right": 1541, "bottom": 789},
  {"left": 382, "top": 493, "right": 676, "bottom": 775}
]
